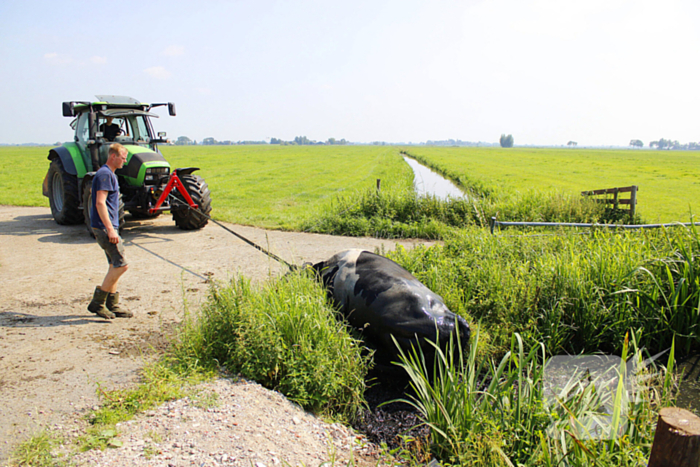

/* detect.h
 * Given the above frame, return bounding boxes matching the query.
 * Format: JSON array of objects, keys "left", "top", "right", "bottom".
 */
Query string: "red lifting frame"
[{"left": 149, "top": 170, "right": 199, "bottom": 214}]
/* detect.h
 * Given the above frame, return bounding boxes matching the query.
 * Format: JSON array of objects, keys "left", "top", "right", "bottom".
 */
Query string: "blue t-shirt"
[{"left": 90, "top": 165, "right": 120, "bottom": 230}]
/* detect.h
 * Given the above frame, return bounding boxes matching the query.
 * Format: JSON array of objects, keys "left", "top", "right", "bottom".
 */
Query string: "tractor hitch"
[{"left": 149, "top": 169, "right": 199, "bottom": 214}]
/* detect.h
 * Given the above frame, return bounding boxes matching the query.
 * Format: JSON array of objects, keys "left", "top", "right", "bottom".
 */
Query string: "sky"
[{"left": 1, "top": 0, "right": 699, "bottom": 146}]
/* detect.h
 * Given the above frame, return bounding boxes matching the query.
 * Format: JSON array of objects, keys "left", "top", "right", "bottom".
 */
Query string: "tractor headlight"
[{"left": 144, "top": 167, "right": 170, "bottom": 184}]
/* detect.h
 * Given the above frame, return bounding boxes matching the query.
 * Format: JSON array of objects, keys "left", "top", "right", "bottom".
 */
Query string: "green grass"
[
  {"left": 387, "top": 224, "right": 700, "bottom": 357},
  {"left": 7, "top": 361, "right": 211, "bottom": 466},
  {"left": 0, "top": 144, "right": 411, "bottom": 229},
  {"left": 9, "top": 429, "right": 66, "bottom": 467},
  {"left": 393, "top": 328, "right": 676, "bottom": 466},
  {"left": 170, "top": 272, "right": 371, "bottom": 421},
  {"left": 402, "top": 146, "right": 700, "bottom": 223},
  {"left": 78, "top": 362, "right": 212, "bottom": 452},
  {"left": 4, "top": 144, "right": 698, "bottom": 227},
  {"left": 161, "top": 145, "right": 412, "bottom": 229},
  {"left": 0, "top": 146, "right": 53, "bottom": 207}
]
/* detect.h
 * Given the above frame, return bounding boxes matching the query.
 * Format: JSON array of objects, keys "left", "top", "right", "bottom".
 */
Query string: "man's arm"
[{"left": 95, "top": 190, "right": 119, "bottom": 244}]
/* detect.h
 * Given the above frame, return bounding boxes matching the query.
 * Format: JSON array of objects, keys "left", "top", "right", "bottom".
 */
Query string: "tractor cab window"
[
  {"left": 75, "top": 113, "right": 89, "bottom": 147},
  {"left": 98, "top": 116, "right": 125, "bottom": 142},
  {"left": 127, "top": 115, "right": 151, "bottom": 143}
]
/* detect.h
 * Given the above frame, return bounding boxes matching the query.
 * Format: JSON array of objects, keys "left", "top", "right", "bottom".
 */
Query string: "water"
[
  {"left": 403, "top": 156, "right": 465, "bottom": 200},
  {"left": 676, "top": 356, "right": 700, "bottom": 416}
]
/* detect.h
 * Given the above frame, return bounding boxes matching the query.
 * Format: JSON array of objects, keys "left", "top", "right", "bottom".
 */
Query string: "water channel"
[{"left": 403, "top": 156, "right": 465, "bottom": 200}]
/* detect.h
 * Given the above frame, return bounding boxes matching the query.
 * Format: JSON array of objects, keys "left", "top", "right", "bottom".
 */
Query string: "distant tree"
[
  {"left": 500, "top": 134, "right": 514, "bottom": 148},
  {"left": 658, "top": 138, "right": 674, "bottom": 149},
  {"left": 294, "top": 136, "right": 312, "bottom": 145},
  {"left": 567, "top": 141, "right": 578, "bottom": 147},
  {"left": 176, "top": 136, "right": 192, "bottom": 145},
  {"left": 629, "top": 139, "right": 643, "bottom": 148},
  {"left": 270, "top": 137, "right": 282, "bottom": 144},
  {"left": 202, "top": 137, "right": 217, "bottom": 145}
]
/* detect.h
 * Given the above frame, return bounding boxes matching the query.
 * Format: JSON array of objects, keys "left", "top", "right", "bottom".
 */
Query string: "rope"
[{"left": 169, "top": 196, "right": 297, "bottom": 271}]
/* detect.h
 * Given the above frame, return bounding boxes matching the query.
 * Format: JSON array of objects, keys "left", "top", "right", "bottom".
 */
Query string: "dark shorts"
[{"left": 93, "top": 228, "right": 128, "bottom": 268}]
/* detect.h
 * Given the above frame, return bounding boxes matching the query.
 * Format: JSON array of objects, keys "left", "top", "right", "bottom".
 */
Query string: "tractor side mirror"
[
  {"left": 158, "top": 132, "right": 167, "bottom": 138},
  {"left": 168, "top": 102, "right": 176, "bottom": 116},
  {"left": 62, "top": 102, "right": 75, "bottom": 117}
]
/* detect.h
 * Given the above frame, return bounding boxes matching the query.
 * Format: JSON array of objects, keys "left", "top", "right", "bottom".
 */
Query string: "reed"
[
  {"left": 170, "top": 273, "right": 370, "bottom": 420},
  {"left": 392, "top": 328, "right": 676, "bottom": 466}
]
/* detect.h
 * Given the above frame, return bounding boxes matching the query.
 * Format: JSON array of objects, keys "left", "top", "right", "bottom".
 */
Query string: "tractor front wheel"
[
  {"left": 82, "top": 177, "right": 125, "bottom": 238},
  {"left": 171, "top": 174, "right": 212, "bottom": 230},
  {"left": 47, "top": 158, "right": 83, "bottom": 225}
]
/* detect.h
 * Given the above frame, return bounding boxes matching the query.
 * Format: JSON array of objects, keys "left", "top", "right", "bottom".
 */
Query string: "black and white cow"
[{"left": 312, "top": 249, "right": 470, "bottom": 364}]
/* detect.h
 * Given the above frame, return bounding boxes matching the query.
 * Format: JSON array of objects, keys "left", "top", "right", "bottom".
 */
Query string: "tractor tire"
[
  {"left": 171, "top": 174, "right": 212, "bottom": 230},
  {"left": 47, "top": 158, "right": 83, "bottom": 225},
  {"left": 82, "top": 177, "right": 125, "bottom": 238}
]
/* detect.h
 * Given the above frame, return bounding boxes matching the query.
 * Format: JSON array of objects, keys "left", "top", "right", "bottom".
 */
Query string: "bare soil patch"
[{"left": 0, "top": 206, "right": 429, "bottom": 465}]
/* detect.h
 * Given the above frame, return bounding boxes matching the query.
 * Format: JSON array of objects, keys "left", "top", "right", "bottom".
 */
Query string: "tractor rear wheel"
[
  {"left": 171, "top": 174, "right": 212, "bottom": 230},
  {"left": 47, "top": 158, "right": 83, "bottom": 225},
  {"left": 82, "top": 177, "right": 125, "bottom": 238}
]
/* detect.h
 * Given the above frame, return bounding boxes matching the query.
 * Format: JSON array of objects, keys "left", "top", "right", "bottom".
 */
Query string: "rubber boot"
[
  {"left": 106, "top": 292, "right": 133, "bottom": 318},
  {"left": 88, "top": 286, "right": 115, "bottom": 319}
]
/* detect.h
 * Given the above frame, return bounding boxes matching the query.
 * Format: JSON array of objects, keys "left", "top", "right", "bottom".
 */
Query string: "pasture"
[
  {"left": 3, "top": 145, "right": 698, "bottom": 228},
  {"left": 402, "top": 146, "right": 700, "bottom": 223},
  {"left": 0, "top": 145, "right": 412, "bottom": 229}
]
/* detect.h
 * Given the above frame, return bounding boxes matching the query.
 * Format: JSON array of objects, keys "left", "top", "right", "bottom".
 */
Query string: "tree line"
[
  {"left": 174, "top": 136, "right": 349, "bottom": 146},
  {"left": 629, "top": 138, "right": 700, "bottom": 150}
]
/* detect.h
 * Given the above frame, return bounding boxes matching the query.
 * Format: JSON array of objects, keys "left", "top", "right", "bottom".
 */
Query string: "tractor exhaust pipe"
[{"left": 88, "top": 110, "right": 100, "bottom": 171}]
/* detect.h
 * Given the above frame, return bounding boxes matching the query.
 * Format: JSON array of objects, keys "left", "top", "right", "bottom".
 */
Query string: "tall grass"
[
  {"left": 170, "top": 272, "right": 370, "bottom": 420},
  {"left": 306, "top": 158, "right": 617, "bottom": 240},
  {"left": 387, "top": 224, "right": 700, "bottom": 357},
  {"left": 302, "top": 187, "right": 485, "bottom": 239},
  {"left": 393, "top": 328, "right": 676, "bottom": 466}
]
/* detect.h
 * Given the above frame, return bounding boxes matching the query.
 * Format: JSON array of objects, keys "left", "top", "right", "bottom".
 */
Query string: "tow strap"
[{"left": 167, "top": 193, "right": 297, "bottom": 271}]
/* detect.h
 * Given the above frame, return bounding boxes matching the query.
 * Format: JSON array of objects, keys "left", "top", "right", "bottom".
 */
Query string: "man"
[
  {"left": 87, "top": 143, "right": 132, "bottom": 319},
  {"left": 99, "top": 116, "right": 122, "bottom": 141}
]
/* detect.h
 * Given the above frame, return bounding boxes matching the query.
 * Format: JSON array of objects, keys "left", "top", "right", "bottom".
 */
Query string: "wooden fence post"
[
  {"left": 630, "top": 185, "right": 638, "bottom": 218},
  {"left": 648, "top": 407, "right": 700, "bottom": 467},
  {"left": 376, "top": 179, "right": 381, "bottom": 193}
]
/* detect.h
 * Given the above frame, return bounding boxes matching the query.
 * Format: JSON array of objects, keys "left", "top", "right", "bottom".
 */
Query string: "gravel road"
[{"left": 0, "top": 205, "right": 429, "bottom": 465}]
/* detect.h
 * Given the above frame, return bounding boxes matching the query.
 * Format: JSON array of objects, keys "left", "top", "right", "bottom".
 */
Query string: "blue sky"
[{"left": 1, "top": 0, "right": 698, "bottom": 146}]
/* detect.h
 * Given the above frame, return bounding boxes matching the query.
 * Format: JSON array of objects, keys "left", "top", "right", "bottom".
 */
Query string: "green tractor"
[{"left": 43, "top": 95, "right": 212, "bottom": 234}]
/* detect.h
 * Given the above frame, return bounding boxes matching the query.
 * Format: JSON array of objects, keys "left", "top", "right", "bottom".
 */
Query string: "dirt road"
[{"left": 0, "top": 205, "right": 426, "bottom": 463}]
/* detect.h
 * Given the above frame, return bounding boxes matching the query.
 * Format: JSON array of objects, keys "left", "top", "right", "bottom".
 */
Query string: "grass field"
[
  {"left": 402, "top": 146, "right": 700, "bottom": 223},
  {"left": 0, "top": 145, "right": 411, "bottom": 229},
  {"left": 3, "top": 145, "right": 698, "bottom": 227},
  {"left": 161, "top": 145, "right": 411, "bottom": 229},
  {"left": 0, "top": 146, "right": 53, "bottom": 207}
]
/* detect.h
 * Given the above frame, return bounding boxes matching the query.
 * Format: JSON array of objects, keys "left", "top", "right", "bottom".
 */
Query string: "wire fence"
[{"left": 490, "top": 217, "right": 700, "bottom": 235}]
